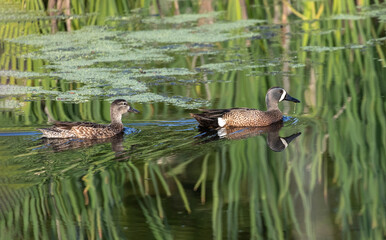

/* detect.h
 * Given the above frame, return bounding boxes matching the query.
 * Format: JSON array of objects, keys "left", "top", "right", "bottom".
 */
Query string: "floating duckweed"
[
  {"left": 107, "top": 15, "right": 140, "bottom": 22},
  {"left": 248, "top": 63, "right": 279, "bottom": 68},
  {"left": 159, "top": 44, "right": 191, "bottom": 52},
  {"left": 360, "top": 4, "right": 386, "bottom": 17},
  {"left": 49, "top": 68, "right": 148, "bottom": 92},
  {"left": 0, "top": 4, "right": 89, "bottom": 23},
  {"left": 0, "top": 3, "right": 46, "bottom": 23},
  {"left": 6, "top": 19, "right": 263, "bottom": 108},
  {"left": 302, "top": 43, "right": 371, "bottom": 52},
  {"left": 302, "top": 46, "right": 346, "bottom": 52},
  {"left": 95, "top": 48, "right": 174, "bottom": 63},
  {"left": 198, "top": 20, "right": 264, "bottom": 32},
  {"left": 0, "top": 70, "right": 42, "bottom": 78},
  {"left": 12, "top": 26, "right": 174, "bottom": 64},
  {"left": 125, "top": 19, "right": 261, "bottom": 43},
  {"left": 143, "top": 12, "right": 223, "bottom": 25},
  {"left": 330, "top": 14, "right": 366, "bottom": 20},
  {"left": 367, "top": 36, "right": 386, "bottom": 44},
  {"left": 315, "top": 29, "right": 338, "bottom": 35},
  {"left": 289, "top": 63, "right": 306, "bottom": 68},
  {"left": 198, "top": 62, "right": 235, "bottom": 73},
  {"left": 0, "top": 99, "right": 24, "bottom": 110},
  {"left": 0, "top": 84, "right": 57, "bottom": 96},
  {"left": 197, "top": 60, "right": 287, "bottom": 73},
  {"left": 107, "top": 93, "right": 209, "bottom": 109},
  {"left": 132, "top": 67, "right": 195, "bottom": 77}
]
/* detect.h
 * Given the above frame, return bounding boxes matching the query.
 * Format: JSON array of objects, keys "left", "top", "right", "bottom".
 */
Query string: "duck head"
[
  {"left": 111, "top": 99, "right": 140, "bottom": 114},
  {"left": 266, "top": 87, "right": 300, "bottom": 111},
  {"left": 110, "top": 99, "right": 139, "bottom": 125}
]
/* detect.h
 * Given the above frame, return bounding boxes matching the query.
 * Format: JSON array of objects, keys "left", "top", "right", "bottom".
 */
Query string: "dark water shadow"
[{"left": 194, "top": 120, "right": 301, "bottom": 152}]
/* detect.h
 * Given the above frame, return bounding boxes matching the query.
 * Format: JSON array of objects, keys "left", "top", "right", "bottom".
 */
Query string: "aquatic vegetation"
[
  {"left": 0, "top": 84, "right": 56, "bottom": 96},
  {"left": 0, "top": 70, "right": 42, "bottom": 78},
  {"left": 360, "top": 3, "right": 386, "bottom": 22},
  {"left": 329, "top": 14, "right": 365, "bottom": 20},
  {"left": 197, "top": 62, "right": 235, "bottom": 73},
  {"left": 125, "top": 19, "right": 262, "bottom": 44},
  {"left": 142, "top": 12, "right": 223, "bottom": 25},
  {"left": 0, "top": 2, "right": 45, "bottom": 22},
  {"left": 302, "top": 46, "right": 352, "bottom": 52},
  {"left": 6, "top": 25, "right": 211, "bottom": 107},
  {"left": 107, "top": 93, "right": 209, "bottom": 109},
  {"left": 0, "top": 99, "right": 24, "bottom": 109},
  {"left": 5, "top": 16, "right": 267, "bottom": 107}
]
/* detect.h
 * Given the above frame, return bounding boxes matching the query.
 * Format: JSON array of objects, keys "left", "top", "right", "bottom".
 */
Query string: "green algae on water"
[
  {"left": 125, "top": 19, "right": 262, "bottom": 44},
  {"left": 0, "top": 84, "right": 57, "bottom": 96},
  {"left": 329, "top": 14, "right": 366, "bottom": 20},
  {"left": 0, "top": 70, "right": 43, "bottom": 78},
  {"left": 107, "top": 93, "right": 209, "bottom": 109},
  {"left": 5, "top": 18, "right": 265, "bottom": 108},
  {"left": 143, "top": 12, "right": 223, "bottom": 25}
]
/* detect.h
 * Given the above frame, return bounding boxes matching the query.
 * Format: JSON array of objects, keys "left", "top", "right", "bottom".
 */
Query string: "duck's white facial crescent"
[
  {"left": 279, "top": 89, "right": 287, "bottom": 102},
  {"left": 280, "top": 137, "right": 289, "bottom": 148}
]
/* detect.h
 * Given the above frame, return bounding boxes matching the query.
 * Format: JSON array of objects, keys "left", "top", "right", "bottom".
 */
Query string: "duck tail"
[
  {"left": 190, "top": 113, "right": 219, "bottom": 128},
  {"left": 37, "top": 128, "right": 52, "bottom": 138}
]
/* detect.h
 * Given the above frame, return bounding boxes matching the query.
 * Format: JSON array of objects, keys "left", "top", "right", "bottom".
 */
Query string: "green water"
[{"left": 0, "top": 0, "right": 385, "bottom": 239}]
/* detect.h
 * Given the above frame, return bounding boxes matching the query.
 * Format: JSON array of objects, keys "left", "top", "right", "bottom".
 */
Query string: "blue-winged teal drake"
[
  {"left": 190, "top": 87, "right": 300, "bottom": 128},
  {"left": 38, "top": 99, "right": 139, "bottom": 139}
]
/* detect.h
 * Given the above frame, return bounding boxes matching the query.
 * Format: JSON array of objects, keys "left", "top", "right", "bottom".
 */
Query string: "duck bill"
[
  {"left": 128, "top": 108, "right": 140, "bottom": 113},
  {"left": 282, "top": 132, "right": 301, "bottom": 144},
  {"left": 284, "top": 94, "right": 300, "bottom": 103}
]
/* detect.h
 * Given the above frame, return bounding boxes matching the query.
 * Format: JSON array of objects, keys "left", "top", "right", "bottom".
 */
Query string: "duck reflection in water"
[
  {"left": 39, "top": 132, "right": 133, "bottom": 159},
  {"left": 195, "top": 121, "right": 301, "bottom": 152}
]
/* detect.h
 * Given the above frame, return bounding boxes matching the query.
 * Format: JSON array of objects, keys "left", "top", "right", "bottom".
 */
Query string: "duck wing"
[
  {"left": 53, "top": 121, "right": 119, "bottom": 138},
  {"left": 54, "top": 121, "right": 107, "bottom": 130},
  {"left": 190, "top": 108, "right": 255, "bottom": 128}
]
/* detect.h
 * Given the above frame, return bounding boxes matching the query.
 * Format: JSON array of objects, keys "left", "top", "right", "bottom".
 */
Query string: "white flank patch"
[
  {"left": 280, "top": 138, "right": 288, "bottom": 148},
  {"left": 218, "top": 117, "right": 226, "bottom": 127},
  {"left": 279, "top": 89, "right": 287, "bottom": 102}
]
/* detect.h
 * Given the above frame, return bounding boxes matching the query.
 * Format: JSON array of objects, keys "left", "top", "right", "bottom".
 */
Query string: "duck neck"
[
  {"left": 266, "top": 95, "right": 279, "bottom": 111},
  {"left": 110, "top": 112, "right": 123, "bottom": 129}
]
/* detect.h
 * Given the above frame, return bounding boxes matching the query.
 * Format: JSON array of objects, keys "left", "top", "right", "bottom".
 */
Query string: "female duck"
[
  {"left": 190, "top": 87, "right": 300, "bottom": 128},
  {"left": 38, "top": 99, "right": 139, "bottom": 139}
]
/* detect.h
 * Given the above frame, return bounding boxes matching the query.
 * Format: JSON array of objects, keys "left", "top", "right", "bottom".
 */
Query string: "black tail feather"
[{"left": 190, "top": 113, "right": 220, "bottom": 128}]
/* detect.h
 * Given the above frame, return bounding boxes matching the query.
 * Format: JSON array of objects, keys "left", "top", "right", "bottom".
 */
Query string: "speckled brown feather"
[
  {"left": 222, "top": 109, "right": 283, "bottom": 127},
  {"left": 38, "top": 121, "right": 123, "bottom": 138},
  {"left": 190, "top": 87, "right": 300, "bottom": 128},
  {"left": 38, "top": 99, "right": 139, "bottom": 139},
  {"left": 71, "top": 123, "right": 123, "bottom": 138},
  {"left": 190, "top": 108, "right": 282, "bottom": 128}
]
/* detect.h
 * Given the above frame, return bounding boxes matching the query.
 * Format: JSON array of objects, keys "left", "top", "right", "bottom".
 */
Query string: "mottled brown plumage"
[
  {"left": 38, "top": 99, "right": 139, "bottom": 139},
  {"left": 190, "top": 87, "right": 300, "bottom": 128}
]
